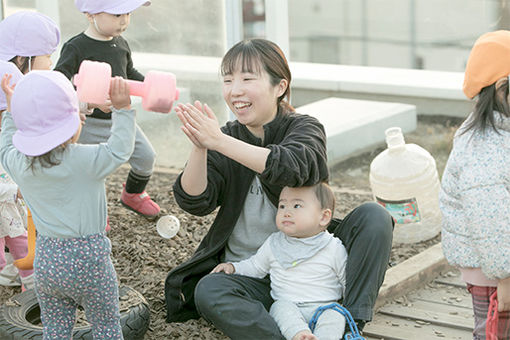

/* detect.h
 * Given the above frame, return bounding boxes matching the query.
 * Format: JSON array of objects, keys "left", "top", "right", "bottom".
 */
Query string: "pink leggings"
[{"left": 0, "top": 233, "right": 34, "bottom": 278}]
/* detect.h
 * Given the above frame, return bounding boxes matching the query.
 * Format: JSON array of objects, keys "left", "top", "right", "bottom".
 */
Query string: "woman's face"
[{"left": 222, "top": 60, "right": 287, "bottom": 138}]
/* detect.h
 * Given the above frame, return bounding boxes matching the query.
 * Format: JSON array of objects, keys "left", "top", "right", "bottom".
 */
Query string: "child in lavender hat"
[
  {"left": 0, "top": 71, "right": 136, "bottom": 339},
  {"left": 55, "top": 0, "right": 161, "bottom": 220},
  {"left": 0, "top": 10, "right": 61, "bottom": 289},
  {"left": 0, "top": 60, "right": 33, "bottom": 290},
  {"left": 0, "top": 11, "right": 60, "bottom": 73}
]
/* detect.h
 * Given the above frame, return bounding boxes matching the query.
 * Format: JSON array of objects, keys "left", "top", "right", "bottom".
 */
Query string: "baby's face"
[
  {"left": 91, "top": 13, "right": 131, "bottom": 38},
  {"left": 276, "top": 186, "right": 329, "bottom": 238}
]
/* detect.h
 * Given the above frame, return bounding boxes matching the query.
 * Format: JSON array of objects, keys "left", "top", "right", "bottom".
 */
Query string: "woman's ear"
[
  {"left": 319, "top": 208, "right": 332, "bottom": 228},
  {"left": 276, "top": 79, "right": 288, "bottom": 98}
]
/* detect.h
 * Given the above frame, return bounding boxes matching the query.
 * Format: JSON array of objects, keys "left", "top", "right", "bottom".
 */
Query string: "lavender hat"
[
  {"left": 75, "top": 0, "right": 151, "bottom": 15},
  {"left": 11, "top": 71, "right": 80, "bottom": 157},
  {"left": 0, "top": 11, "right": 60, "bottom": 61},
  {"left": 0, "top": 60, "right": 23, "bottom": 111}
]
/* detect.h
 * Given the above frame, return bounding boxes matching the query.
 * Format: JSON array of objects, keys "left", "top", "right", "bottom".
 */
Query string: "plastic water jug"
[{"left": 369, "top": 127, "right": 441, "bottom": 244}]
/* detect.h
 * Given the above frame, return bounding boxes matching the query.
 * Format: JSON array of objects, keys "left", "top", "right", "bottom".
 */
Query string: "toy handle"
[
  {"left": 486, "top": 291, "right": 499, "bottom": 340},
  {"left": 14, "top": 208, "right": 36, "bottom": 270},
  {"left": 126, "top": 79, "right": 145, "bottom": 97}
]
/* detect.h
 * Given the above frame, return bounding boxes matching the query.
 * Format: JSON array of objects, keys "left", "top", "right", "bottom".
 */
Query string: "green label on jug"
[{"left": 376, "top": 197, "right": 421, "bottom": 224}]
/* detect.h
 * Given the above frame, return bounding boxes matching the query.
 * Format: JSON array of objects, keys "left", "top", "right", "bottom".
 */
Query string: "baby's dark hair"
[
  {"left": 461, "top": 77, "right": 510, "bottom": 135},
  {"left": 311, "top": 182, "right": 335, "bottom": 213}
]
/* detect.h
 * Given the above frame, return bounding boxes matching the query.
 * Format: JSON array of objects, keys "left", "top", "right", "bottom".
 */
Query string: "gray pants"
[
  {"left": 79, "top": 117, "right": 156, "bottom": 177},
  {"left": 194, "top": 202, "right": 394, "bottom": 340},
  {"left": 270, "top": 300, "right": 345, "bottom": 340}
]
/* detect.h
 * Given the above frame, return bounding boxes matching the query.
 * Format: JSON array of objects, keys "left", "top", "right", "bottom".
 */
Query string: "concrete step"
[{"left": 296, "top": 97, "right": 417, "bottom": 166}]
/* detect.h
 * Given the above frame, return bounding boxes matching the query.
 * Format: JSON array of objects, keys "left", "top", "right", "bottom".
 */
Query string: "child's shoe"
[
  {"left": 120, "top": 184, "right": 160, "bottom": 219},
  {"left": 20, "top": 273, "right": 34, "bottom": 291},
  {"left": 105, "top": 216, "right": 111, "bottom": 232}
]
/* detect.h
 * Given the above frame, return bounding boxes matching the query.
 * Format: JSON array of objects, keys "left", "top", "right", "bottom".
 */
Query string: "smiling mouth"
[{"left": 233, "top": 102, "right": 251, "bottom": 110}]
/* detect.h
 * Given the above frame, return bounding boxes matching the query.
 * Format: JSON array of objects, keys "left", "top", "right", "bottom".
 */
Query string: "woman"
[{"left": 165, "top": 38, "right": 393, "bottom": 339}]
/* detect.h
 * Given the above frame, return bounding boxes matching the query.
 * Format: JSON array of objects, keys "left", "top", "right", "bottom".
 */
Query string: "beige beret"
[{"left": 463, "top": 30, "right": 510, "bottom": 99}]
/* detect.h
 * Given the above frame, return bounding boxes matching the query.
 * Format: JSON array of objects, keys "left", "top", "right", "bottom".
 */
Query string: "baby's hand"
[
  {"left": 109, "top": 77, "right": 131, "bottom": 110},
  {"left": 211, "top": 263, "right": 235, "bottom": 274},
  {"left": 1, "top": 74, "right": 15, "bottom": 112}
]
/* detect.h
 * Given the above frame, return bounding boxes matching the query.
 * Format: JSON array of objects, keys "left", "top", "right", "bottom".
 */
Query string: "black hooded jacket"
[{"left": 165, "top": 110, "right": 329, "bottom": 322}]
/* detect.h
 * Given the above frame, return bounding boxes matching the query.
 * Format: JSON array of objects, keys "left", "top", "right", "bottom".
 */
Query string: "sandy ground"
[{"left": 0, "top": 115, "right": 463, "bottom": 339}]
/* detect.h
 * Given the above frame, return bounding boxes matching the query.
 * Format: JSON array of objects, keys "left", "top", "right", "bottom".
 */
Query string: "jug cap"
[{"left": 385, "top": 127, "right": 405, "bottom": 148}]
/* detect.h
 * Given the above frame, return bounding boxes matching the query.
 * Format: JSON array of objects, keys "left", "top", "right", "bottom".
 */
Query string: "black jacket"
[{"left": 165, "top": 110, "right": 329, "bottom": 322}]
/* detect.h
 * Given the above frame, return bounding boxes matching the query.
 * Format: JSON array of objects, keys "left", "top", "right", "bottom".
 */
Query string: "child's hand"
[
  {"left": 109, "top": 77, "right": 131, "bottom": 110},
  {"left": 211, "top": 263, "right": 235, "bottom": 274},
  {"left": 89, "top": 100, "right": 112, "bottom": 114},
  {"left": 16, "top": 188, "right": 23, "bottom": 201},
  {"left": 498, "top": 276, "right": 510, "bottom": 312},
  {"left": 1, "top": 74, "right": 15, "bottom": 112}
]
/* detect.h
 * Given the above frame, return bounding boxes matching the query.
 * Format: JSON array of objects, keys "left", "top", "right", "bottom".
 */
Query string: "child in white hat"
[
  {"left": 0, "top": 71, "right": 136, "bottom": 339},
  {"left": 54, "top": 0, "right": 161, "bottom": 220}
]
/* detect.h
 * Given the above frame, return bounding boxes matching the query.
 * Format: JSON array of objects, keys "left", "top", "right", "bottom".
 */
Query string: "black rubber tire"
[{"left": 0, "top": 285, "right": 150, "bottom": 339}]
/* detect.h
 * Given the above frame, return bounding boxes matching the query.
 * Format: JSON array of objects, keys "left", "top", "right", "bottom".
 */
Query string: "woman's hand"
[
  {"left": 175, "top": 101, "right": 223, "bottom": 150},
  {"left": 175, "top": 101, "right": 205, "bottom": 149},
  {"left": 498, "top": 276, "right": 510, "bottom": 312},
  {"left": 109, "top": 77, "right": 131, "bottom": 110},
  {"left": 1, "top": 74, "right": 15, "bottom": 112},
  {"left": 211, "top": 263, "right": 235, "bottom": 274}
]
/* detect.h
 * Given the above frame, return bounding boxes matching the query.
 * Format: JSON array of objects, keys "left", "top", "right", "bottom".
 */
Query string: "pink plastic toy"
[{"left": 73, "top": 60, "right": 179, "bottom": 113}]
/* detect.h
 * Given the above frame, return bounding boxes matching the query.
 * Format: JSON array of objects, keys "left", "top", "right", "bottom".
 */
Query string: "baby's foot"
[{"left": 292, "top": 330, "right": 318, "bottom": 340}]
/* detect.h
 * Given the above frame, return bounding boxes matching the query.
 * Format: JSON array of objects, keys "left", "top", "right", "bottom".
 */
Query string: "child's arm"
[
  {"left": 334, "top": 240, "right": 348, "bottom": 297},
  {"left": 54, "top": 43, "right": 80, "bottom": 81},
  {"left": 0, "top": 76, "right": 23, "bottom": 179},
  {"left": 78, "top": 77, "right": 136, "bottom": 178},
  {"left": 230, "top": 238, "right": 273, "bottom": 279},
  {"left": 125, "top": 47, "right": 144, "bottom": 81}
]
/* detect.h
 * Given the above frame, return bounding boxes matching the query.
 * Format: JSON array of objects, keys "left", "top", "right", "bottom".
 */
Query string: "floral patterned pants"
[{"left": 34, "top": 232, "right": 122, "bottom": 340}]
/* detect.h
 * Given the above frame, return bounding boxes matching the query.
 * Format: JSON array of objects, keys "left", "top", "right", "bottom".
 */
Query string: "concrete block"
[
  {"left": 296, "top": 97, "right": 417, "bottom": 166},
  {"left": 375, "top": 243, "right": 450, "bottom": 310}
]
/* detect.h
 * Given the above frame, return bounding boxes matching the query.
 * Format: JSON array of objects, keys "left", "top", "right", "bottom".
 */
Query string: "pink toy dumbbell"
[{"left": 73, "top": 60, "right": 179, "bottom": 113}]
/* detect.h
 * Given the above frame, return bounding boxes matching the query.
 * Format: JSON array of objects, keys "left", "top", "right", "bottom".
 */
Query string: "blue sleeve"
[
  {"left": 74, "top": 108, "right": 137, "bottom": 179},
  {"left": 0, "top": 112, "right": 26, "bottom": 182}
]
